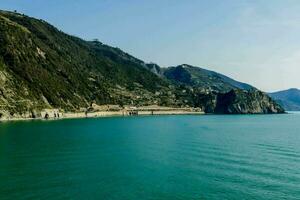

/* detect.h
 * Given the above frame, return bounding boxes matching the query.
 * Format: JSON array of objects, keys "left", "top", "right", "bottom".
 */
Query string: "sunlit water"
[{"left": 0, "top": 114, "right": 300, "bottom": 200}]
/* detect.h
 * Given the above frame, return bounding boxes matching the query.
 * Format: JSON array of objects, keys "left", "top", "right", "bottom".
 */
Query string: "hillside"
[
  {"left": 0, "top": 10, "right": 177, "bottom": 112},
  {"left": 269, "top": 89, "right": 300, "bottom": 111},
  {"left": 163, "top": 64, "right": 253, "bottom": 92},
  {"left": 0, "top": 10, "right": 284, "bottom": 118}
]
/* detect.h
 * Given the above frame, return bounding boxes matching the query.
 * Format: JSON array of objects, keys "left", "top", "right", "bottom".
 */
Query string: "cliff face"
[
  {"left": 0, "top": 10, "right": 284, "bottom": 118},
  {"left": 191, "top": 89, "right": 284, "bottom": 114},
  {"left": 214, "top": 90, "right": 285, "bottom": 114}
]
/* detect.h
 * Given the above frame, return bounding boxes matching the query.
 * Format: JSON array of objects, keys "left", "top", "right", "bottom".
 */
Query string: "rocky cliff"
[
  {"left": 214, "top": 89, "right": 285, "bottom": 114},
  {"left": 191, "top": 89, "right": 284, "bottom": 114}
]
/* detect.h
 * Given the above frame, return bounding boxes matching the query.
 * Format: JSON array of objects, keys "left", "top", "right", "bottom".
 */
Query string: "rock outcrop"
[{"left": 214, "top": 89, "right": 285, "bottom": 114}]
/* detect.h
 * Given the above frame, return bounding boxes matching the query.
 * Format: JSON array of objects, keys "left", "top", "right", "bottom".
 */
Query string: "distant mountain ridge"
[
  {"left": 162, "top": 64, "right": 254, "bottom": 92},
  {"left": 0, "top": 10, "right": 284, "bottom": 118},
  {"left": 269, "top": 88, "right": 300, "bottom": 111}
]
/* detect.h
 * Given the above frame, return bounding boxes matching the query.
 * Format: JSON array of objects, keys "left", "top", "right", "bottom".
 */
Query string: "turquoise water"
[{"left": 0, "top": 114, "right": 300, "bottom": 200}]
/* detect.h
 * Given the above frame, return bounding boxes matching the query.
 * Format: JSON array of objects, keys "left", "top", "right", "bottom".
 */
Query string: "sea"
[{"left": 0, "top": 113, "right": 300, "bottom": 200}]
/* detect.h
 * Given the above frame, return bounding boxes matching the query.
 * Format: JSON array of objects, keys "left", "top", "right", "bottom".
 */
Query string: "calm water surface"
[{"left": 0, "top": 114, "right": 300, "bottom": 200}]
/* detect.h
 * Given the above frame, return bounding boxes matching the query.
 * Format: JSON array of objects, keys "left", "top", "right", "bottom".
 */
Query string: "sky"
[{"left": 0, "top": 0, "right": 300, "bottom": 92}]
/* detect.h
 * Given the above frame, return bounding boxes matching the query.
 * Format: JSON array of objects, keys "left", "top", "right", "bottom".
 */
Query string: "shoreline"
[{"left": 0, "top": 108, "right": 205, "bottom": 122}]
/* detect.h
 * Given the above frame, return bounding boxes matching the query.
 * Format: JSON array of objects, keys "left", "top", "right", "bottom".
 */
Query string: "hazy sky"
[{"left": 1, "top": 0, "right": 300, "bottom": 92}]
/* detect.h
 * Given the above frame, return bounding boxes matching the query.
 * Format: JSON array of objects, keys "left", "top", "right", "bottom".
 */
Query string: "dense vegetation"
[
  {"left": 163, "top": 64, "right": 253, "bottom": 92},
  {"left": 0, "top": 10, "right": 284, "bottom": 117}
]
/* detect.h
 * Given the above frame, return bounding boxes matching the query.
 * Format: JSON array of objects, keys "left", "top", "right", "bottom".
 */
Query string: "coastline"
[{"left": 0, "top": 107, "right": 205, "bottom": 122}]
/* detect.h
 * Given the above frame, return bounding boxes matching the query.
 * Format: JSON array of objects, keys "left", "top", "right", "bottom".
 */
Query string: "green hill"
[
  {"left": 163, "top": 64, "right": 253, "bottom": 92},
  {"left": 0, "top": 10, "right": 175, "bottom": 112},
  {"left": 0, "top": 10, "right": 284, "bottom": 117}
]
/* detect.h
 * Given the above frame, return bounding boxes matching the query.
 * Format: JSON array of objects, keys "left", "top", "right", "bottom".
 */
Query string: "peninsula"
[{"left": 0, "top": 10, "right": 284, "bottom": 121}]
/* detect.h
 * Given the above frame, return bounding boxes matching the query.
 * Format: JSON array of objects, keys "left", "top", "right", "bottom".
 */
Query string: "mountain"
[
  {"left": 0, "top": 10, "right": 174, "bottom": 112},
  {"left": 163, "top": 64, "right": 253, "bottom": 92},
  {"left": 269, "top": 88, "right": 300, "bottom": 111},
  {"left": 0, "top": 10, "right": 284, "bottom": 118}
]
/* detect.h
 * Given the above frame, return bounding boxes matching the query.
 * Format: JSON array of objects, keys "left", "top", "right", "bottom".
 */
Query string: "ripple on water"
[{"left": 1, "top": 115, "right": 300, "bottom": 200}]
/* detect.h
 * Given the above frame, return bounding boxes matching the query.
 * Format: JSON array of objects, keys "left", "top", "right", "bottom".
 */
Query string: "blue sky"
[{"left": 1, "top": 0, "right": 300, "bottom": 92}]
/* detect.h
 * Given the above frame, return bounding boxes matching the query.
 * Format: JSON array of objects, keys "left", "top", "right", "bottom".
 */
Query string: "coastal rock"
[
  {"left": 214, "top": 89, "right": 285, "bottom": 114},
  {"left": 192, "top": 89, "right": 284, "bottom": 114}
]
